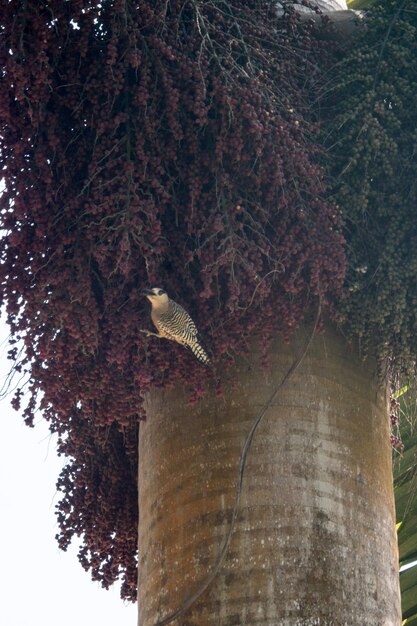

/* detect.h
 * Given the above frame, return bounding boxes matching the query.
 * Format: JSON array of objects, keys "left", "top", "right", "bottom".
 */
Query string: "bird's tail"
[{"left": 190, "top": 341, "right": 210, "bottom": 365}]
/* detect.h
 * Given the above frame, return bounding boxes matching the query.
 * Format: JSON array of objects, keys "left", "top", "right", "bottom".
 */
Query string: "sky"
[{"left": 0, "top": 318, "right": 137, "bottom": 626}]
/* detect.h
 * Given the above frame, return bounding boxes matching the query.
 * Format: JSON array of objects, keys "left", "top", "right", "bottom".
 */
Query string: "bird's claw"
[{"left": 140, "top": 329, "right": 161, "bottom": 338}]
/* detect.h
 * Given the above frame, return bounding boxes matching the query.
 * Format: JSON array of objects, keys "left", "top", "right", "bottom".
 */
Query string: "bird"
[{"left": 141, "top": 287, "right": 210, "bottom": 364}]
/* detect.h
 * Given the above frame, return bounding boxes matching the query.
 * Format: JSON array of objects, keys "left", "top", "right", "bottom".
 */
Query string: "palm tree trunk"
[{"left": 137, "top": 324, "right": 401, "bottom": 625}]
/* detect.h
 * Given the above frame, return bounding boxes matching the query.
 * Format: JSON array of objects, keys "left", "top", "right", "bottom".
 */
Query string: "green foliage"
[
  {"left": 347, "top": 0, "right": 376, "bottom": 9},
  {"left": 327, "top": 0, "right": 417, "bottom": 373},
  {"left": 394, "top": 391, "right": 417, "bottom": 623}
]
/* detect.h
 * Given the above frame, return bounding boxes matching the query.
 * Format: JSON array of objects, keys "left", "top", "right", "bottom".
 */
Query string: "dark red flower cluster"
[{"left": 0, "top": 0, "right": 345, "bottom": 599}]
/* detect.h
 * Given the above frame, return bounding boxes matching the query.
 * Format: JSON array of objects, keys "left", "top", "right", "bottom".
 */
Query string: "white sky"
[{"left": 0, "top": 318, "right": 137, "bottom": 626}]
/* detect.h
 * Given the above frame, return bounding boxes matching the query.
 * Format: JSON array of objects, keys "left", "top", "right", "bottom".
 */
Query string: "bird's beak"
[{"left": 142, "top": 288, "right": 154, "bottom": 296}]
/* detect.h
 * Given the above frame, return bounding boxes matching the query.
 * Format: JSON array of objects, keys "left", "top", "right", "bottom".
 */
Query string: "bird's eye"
[{"left": 158, "top": 289, "right": 166, "bottom": 296}]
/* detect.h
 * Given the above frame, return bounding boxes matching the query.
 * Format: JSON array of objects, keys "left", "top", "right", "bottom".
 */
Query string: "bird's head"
[{"left": 142, "top": 287, "right": 169, "bottom": 306}]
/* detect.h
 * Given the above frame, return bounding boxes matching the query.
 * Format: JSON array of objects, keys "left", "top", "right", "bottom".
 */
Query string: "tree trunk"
[{"left": 137, "top": 324, "right": 401, "bottom": 625}]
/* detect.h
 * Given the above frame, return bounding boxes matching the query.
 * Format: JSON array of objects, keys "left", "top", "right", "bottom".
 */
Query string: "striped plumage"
[{"left": 142, "top": 287, "right": 210, "bottom": 364}]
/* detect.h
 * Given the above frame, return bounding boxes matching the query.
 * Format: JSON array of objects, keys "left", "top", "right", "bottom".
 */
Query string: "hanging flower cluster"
[
  {"left": 327, "top": 0, "right": 417, "bottom": 373},
  {"left": 0, "top": 0, "right": 345, "bottom": 599}
]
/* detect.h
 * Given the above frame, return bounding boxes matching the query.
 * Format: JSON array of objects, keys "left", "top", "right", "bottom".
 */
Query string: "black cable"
[{"left": 154, "top": 299, "right": 322, "bottom": 626}]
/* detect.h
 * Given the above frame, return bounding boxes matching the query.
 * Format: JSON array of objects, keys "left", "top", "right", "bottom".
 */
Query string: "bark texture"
[{"left": 138, "top": 325, "right": 401, "bottom": 625}]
